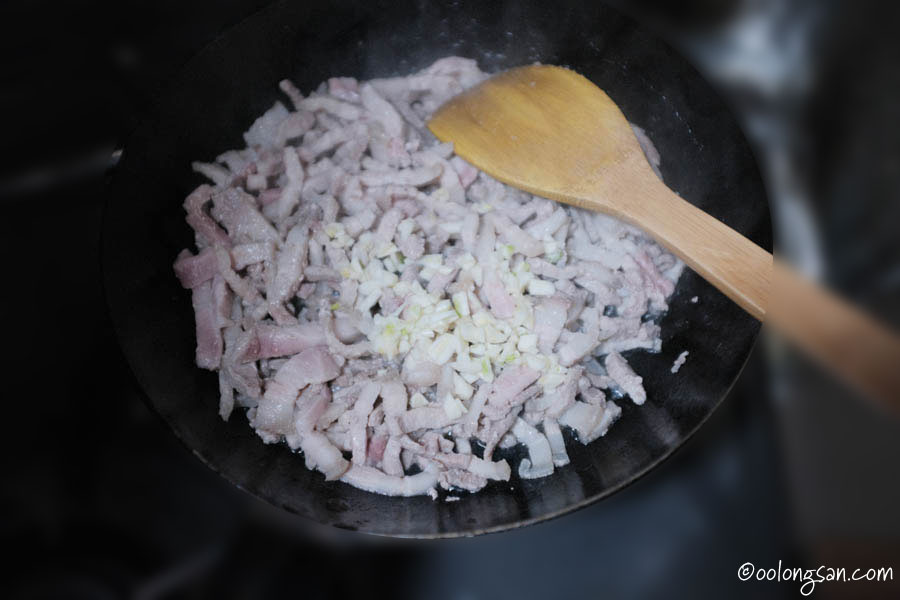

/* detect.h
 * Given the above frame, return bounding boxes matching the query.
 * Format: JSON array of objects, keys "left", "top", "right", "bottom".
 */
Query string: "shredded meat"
[{"left": 175, "top": 57, "right": 682, "bottom": 499}]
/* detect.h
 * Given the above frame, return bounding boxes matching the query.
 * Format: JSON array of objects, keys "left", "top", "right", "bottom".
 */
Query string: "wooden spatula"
[{"left": 428, "top": 64, "right": 900, "bottom": 406}]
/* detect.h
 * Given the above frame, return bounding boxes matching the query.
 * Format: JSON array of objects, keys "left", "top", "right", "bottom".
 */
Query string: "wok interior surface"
[{"left": 102, "top": 0, "right": 771, "bottom": 536}]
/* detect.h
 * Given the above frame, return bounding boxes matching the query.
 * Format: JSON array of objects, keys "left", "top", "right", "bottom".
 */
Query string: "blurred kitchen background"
[{"left": 1, "top": 0, "right": 898, "bottom": 598}]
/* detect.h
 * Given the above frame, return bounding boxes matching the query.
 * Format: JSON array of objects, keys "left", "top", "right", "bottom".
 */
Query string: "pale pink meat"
[
  {"left": 450, "top": 156, "right": 478, "bottom": 188},
  {"left": 605, "top": 351, "right": 647, "bottom": 405},
  {"left": 489, "top": 213, "right": 544, "bottom": 257},
  {"left": 241, "top": 323, "right": 327, "bottom": 362},
  {"left": 559, "top": 400, "right": 622, "bottom": 444},
  {"left": 349, "top": 381, "right": 381, "bottom": 465},
  {"left": 360, "top": 83, "right": 404, "bottom": 138},
  {"left": 173, "top": 248, "right": 217, "bottom": 289},
  {"left": 301, "top": 432, "right": 350, "bottom": 481},
  {"left": 487, "top": 366, "right": 541, "bottom": 411},
  {"left": 184, "top": 185, "right": 231, "bottom": 248},
  {"left": 400, "top": 407, "right": 455, "bottom": 433},
  {"left": 190, "top": 279, "right": 222, "bottom": 370},
  {"left": 339, "top": 464, "right": 438, "bottom": 497},
  {"left": 533, "top": 295, "right": 570, "bottom": 354},
  {"left": 325, "top": 77, "right": 359, "bottom": 102},
  {"left": 256, "top": 347, "right": 340, "bottom": 435},
  {"left": 295, "top": 383, "right": 331, "bottom": 434},
  {"left": 175, "top": 57, "right": 682, "bottom": 498}
]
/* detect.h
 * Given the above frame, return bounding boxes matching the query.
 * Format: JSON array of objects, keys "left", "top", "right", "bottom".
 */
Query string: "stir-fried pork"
[{"left": 175, "top": 57, "right": 683, "bottom": 498}]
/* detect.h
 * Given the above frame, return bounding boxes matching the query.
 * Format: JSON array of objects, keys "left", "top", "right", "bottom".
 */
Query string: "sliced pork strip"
[
  {"left": 267, "top": 224, "right": 309, "bottom": 308},
  {"left": 450, "top": 156, "right": 478, "bottom": 188},
  {"left": 543, "top": 418, "right": 570, "bottom": 467},
  {"left": 301, "top": 126, "right": 355, "bottom": 161},
  {"left": 190, "top": 279, "right": 222, "bottom": 370},
  {"left": 340, "top": 464, "right": 438, "bottom": 497},
  {"left": 438, "top": 469, "right": 487, "bottom": 493},
  {"left": 511, "top": 418, "right": 554, "bottom": 479},
  {"left": 671, "top": 350, "right": 689, "bottom": 374},
  {"left": 295, "top": 383, "right": 331, "bottom": 434},
  {"left": 545, "top": 366, "right": 583, "bottom": 418},
  {"left": 192, "top": 161, "right": 232, "bottom": 187},
  {"left": 381, "top": 438, "right": 404, "bottom": 476},
  {"left": 276, "top": 110, "right": 316, "bottom": 146},
  {"left": 528, "top": 258, "right": 578, "bottom": 280},
  {"left": 488, "top": 213, "right": 544, "bottom": 257},
  {"left": 420, "top": 152, "right": 465, "bottom": 203},
  {"left": 360, "top": 83, "right": 404, "bottom": 138},
  {"left": 278, "top": 79, "right": 304, "bottom": 109},
  {"left": 243, "top": 102, "right": 290, "bottom": 148},
  {"left": 216, "top": 149, "right": 254, "bottom": 175},
  {"left": 557, "top": 330, "right": 600, "bottom": 367},
  {"left": 359, "top": 163, "right": 442, "bottom": 188},
  {"left": 230, "top": 242, "right": 275, "bottom": 269},
  {"left": 269, "top": 146, "right": 304, "bottom": 222},
  {"left": 241, "top": 323, "right": 327, "bottom": 362},
  {"left": 210, "top": 187, "right": 280, "bottom": 244},
  {"left": 327, "top": 77, "right": 360, "bottom": 102},
  {"left": 366, "top": 434, "right": 389, "bottom": 466},
  {"left": 467, "top": 456, "right": 511, "bottom": 481},
  {"left": 461, "top": 383, "right": 490, "bottom": 435},
  {"left": 473, "top": 213, "right": 496, "bottom": 264},
  {"left": 375, "top": 207, "right": 403, "bottom": 242},
  {"left": 400, "top": 407, "right": 455, "bottom": 433},
  {"left": 320, "top": 305, "right": 372, "bottom": 359},
  {"left": 304, "top": 265, "right": 341, "bottom": 282},
  {"left": 256, "top": 347, "right": 340, "bottom": 434},
  {"left": 221, "top": 318, "right": 261, "bottom": 393},
  {"left": 632, "top": 248, "right": 675, "bottom": 300},
  {"left": 173, "top": 248, "right": 217, "bottom": 289},
  {"left": 460, "top": 212, "right": 479, "bottom": 251},
  {"left": 533, "top": 295, "right": 570, "bottom": 354},
  {"left": 333, "top": 315, "right": 365, "bottom": 343},
  {"left": 218, "top": 370, "right": 235, "bottom": 421},
  {"left": 480, "top": 412, "right": 519, "bottom": 461},
  {"left": 211, "top": 274, "right": 232, "bottom": 329},
  {"left": 454, "top": 436, "right": 472, "bottom": 455},
  {"left": 605, "top": 351, "right": 647, "bottom": 405},
  {"left": 482, "top": 383, "right": 541, "bottom": 422},
  {"left": 524, "top": 207, "right": 568, "bottom": 240},
  {"left": 299, "top": 95, "right": 362, "bottom": 121},
  {"left": 486, "top": 366, "right": 541, "bottom": 412},
  {"left": 350, "top": 381, "right": 381, "bottom": 465},
  {"left": 301, "top": 432, "right": 350, "bottom": 481},
  {"left": 380, "top": 381, "right": 408, "bottom": 416},
  {"left": 559, "top": 400, "right": 622, "bottom": 444},
  {"left": 184, "top": 185, "right": 231, "bottom": 249}
]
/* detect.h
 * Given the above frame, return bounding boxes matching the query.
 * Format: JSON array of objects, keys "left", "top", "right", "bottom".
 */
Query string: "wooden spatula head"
[{"left": 428, "top": 64, "right": 655, "bottom": 217}]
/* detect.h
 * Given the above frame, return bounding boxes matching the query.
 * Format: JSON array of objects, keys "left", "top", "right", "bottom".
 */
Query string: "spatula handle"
[
  {"left": 769, "top": 261, "right": 900, "bottom": 407},
  {"left": 625, "top": 181, "right": 771, "bottom": 321},
  {"left": 618, "top": 181, "right": 900, "bottom": 406}
]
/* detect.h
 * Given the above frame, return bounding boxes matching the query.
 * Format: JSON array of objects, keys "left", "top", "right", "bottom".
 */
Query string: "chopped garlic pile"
[{"left": 325, "top": 222, "right": 570, "bottom": 405}]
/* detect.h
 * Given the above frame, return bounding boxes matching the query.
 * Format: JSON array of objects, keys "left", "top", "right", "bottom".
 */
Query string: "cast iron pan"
[{"left": 102, "top": 0, "right": 771, "bottom": 537}]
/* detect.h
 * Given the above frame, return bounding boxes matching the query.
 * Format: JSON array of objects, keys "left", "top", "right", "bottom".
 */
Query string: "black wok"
[{"left": 102, "top": 0, "right": 771, "bottom": 537}]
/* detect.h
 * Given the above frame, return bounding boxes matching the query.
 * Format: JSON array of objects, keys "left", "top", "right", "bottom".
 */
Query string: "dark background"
[{"left": 1, "top": 1, "right": 898, "bottom": 598}]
